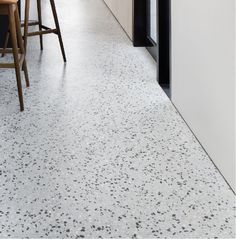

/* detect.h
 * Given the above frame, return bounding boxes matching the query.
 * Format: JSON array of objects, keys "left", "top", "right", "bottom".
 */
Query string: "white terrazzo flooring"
[{"left": 0, "top": 0, "right": 235, "bottom": 238}]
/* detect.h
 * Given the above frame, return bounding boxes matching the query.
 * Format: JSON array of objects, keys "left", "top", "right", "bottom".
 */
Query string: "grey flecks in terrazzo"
[{"left": 0, "top": 0, "right": 235, "bottom": 238}]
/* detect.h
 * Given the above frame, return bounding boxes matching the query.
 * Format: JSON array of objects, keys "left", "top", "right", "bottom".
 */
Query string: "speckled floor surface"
[{"left": 0, "top": 0, "right": 235, "bottom": 238}]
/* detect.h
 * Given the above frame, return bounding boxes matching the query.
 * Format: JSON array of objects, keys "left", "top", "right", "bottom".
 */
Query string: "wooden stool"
[
  {"left": 24, "top": 0, "right": 66, "bottom": 62},
  {"left": 0, "top": 0, "right": 29, "bottom": 111}
]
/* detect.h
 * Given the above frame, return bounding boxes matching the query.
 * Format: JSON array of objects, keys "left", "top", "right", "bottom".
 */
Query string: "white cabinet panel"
[
  {"left": 171, "top": 0, "right": 236, "bottom": 191},
  {"left": 104, "top": 0, "right": 133, "bottom": 40}
]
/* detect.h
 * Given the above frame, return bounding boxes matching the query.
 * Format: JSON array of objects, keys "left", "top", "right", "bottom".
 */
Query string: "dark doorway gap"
[
  {"left": 0, "top": 1, "right": 21, "bottom": 47},
  {"left": 133, "top": 0, "right": 171, "bottom": 98}
]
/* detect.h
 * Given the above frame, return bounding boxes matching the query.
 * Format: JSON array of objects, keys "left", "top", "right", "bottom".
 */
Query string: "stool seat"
[{"left": 0, "top": 0, "right": 18, "bottom": 4}]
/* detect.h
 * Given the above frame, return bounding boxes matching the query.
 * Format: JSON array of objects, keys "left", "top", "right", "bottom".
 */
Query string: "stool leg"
[
  {"left": 24, "top": 0, "right": 30, "bottom": 52},
  {"left": 15, "top": 6, "right": 30, "bottom": 88},
  {"left": 37, "top": 0, "right": 43, "bottom": 50},
  {"left": 50, "top": 0, "right": 67, "bottom": 62},
  {"left": 8, "top": 4, "right": 24, "bottom": 111}
]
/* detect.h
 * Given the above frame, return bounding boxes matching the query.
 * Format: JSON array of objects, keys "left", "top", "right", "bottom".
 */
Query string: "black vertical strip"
[
  {"left": 0, "top": 1, "right": 21, "bottom": 47},
  {"left": 133, "top": 0, "right": 151, "bottom": 47},
  {"left": 158, "top": 0, "right": 170, "bottom": 86}
]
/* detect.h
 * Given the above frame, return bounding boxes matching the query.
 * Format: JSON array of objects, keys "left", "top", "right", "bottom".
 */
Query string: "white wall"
[
  {"left": 21, "top": 1, "right": 37, "bottom": 20},
  {"left": 171, "top": 0, "right": 236, "bottom": 191},
  {"left": 104, "top": 0, "right": 133, "bottom": 40}
]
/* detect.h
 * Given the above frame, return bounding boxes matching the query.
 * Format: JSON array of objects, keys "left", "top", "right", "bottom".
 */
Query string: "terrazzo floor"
[{"left": 0, "top": 0, "right": 235, "bottom": 238}]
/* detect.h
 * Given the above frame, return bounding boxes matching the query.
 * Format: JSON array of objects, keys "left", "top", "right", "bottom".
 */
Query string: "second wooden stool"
[{"left": 24, "top": 0, "right": 66, "bottom": 62}]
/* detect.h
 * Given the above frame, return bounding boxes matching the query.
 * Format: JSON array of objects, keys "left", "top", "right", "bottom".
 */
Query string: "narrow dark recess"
[
  {"left": 158, "top": 0, "right": 170, "bottom": 87},
  {"left": 0, "top": 1, "right": 21, "bottom": 47}
]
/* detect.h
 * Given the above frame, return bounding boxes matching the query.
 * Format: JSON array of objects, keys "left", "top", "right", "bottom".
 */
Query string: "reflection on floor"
[{"left": 0, "top": 0, "right": 235, "bottom": 237}]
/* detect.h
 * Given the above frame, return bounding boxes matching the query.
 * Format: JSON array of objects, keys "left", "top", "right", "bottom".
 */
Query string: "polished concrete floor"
[{"left": 0, "top": 0, "right": 235, "bottom": 238}]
